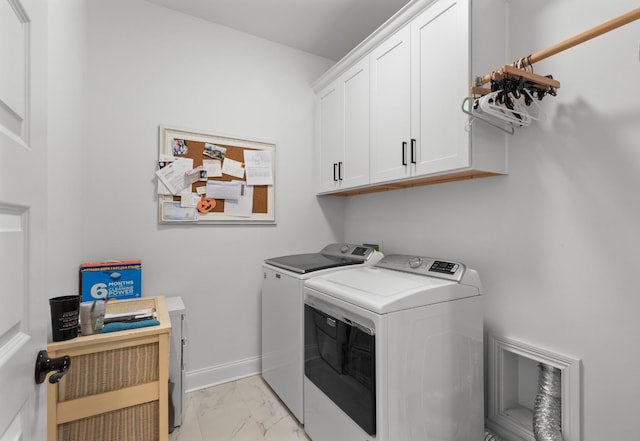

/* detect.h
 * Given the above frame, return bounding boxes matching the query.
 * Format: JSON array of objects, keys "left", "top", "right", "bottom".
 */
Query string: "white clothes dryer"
[
  {"left": 261, "top": 243, "right": 382, "bottom": 423},
  {"left": 303, "top": 254, "right": 484, "bottom": 441}
]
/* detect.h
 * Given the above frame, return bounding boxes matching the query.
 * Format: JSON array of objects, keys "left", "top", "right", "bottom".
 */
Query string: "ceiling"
[{"left": 145, "top": 0, "right": 411, "bottom": 61}]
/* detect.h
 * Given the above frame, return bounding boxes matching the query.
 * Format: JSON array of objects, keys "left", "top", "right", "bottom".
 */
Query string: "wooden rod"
[
  {"left": 478, "top": 7, "right": 640, "bottom": 85},
  {"left": 527, "top": 7, "right": 640, "bottom": 66}
]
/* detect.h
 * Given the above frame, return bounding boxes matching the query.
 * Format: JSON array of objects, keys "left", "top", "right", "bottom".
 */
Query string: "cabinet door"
[
  {"left": 370, "top": 25, "right": 412, "bottom": 184},
  {"left": 411, "top": 0, "right": 470, "bottom": 176},
  {"left": 317, "top": 80, "right": 343, "bottom": 193},
  {"left": 341, "top": 57, "right": 370, "bottom": 189}
]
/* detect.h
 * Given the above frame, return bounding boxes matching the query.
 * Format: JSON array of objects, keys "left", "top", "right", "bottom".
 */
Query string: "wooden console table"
[{"left": 46, "top": 296, "right": 171, "bottom": 441}]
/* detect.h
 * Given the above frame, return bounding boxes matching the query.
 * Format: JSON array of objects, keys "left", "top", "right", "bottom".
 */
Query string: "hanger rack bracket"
[{"left": 464, "top": 7, "right": 640, "bottom": 134}]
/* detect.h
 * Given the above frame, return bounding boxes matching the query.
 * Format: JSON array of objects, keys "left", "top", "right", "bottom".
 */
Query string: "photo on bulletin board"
[{"left": 156, "top": 125, "right": 276, "bottom": 224}]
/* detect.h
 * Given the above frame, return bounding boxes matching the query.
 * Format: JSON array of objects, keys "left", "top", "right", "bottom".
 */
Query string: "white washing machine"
[
  {"left": 262, "top": 243, "right": 383, "bottom": 423},
  {"left": 303, "top": 254, "right": 484, "bottom": 441}
]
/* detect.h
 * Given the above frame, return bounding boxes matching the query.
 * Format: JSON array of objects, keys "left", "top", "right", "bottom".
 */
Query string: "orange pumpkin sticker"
[{"left": 197, "top": 196, "right": 217, "bottom": 213}]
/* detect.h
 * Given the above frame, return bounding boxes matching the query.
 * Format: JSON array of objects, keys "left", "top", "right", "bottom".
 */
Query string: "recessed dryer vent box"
[{"left": 485, "top": 334, "right": 581, "bottom": 441}]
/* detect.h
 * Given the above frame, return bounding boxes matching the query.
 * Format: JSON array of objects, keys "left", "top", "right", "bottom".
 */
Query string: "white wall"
[
  {"left": 47, "top": 0, "right": 640, "bottom": 438},
  {"left": 79, "top": 0, "right": 342, "bottom": 388},
  {"left": 47, "top": 1, "right": 86, "bottom": 299},
  {"left": 343, "top": 0, "right": 640, "bottom": 439}
]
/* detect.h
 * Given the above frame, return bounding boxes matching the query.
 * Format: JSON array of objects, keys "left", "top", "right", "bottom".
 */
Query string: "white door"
[
  {"left": 370, "top": 24, "right": 411, "bottom": 184},
  {"left": 0, "top": 0, "right": 49, "bottom": 439}
]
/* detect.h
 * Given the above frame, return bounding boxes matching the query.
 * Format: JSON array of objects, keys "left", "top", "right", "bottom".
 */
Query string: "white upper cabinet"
[
  {"left": 370, "top": 25, "right": 412, "bottom": 184},
  {"left": 411, "top": 0, "right": 469, "bottom": 176},
  {"left": 370, "top": 0, "right": 469, "bottom": 184},
  {"left": 317, "top": 80, "right": 343, "bottom": 193},
  {"left": 313, "top": 0, "right": 507, "bottom": 196},
  {"left": 342, "top": 58, "right": 371, "bottom": 189},
  {"left": 317, "top": 58, "right": 370, "bottom": 194}
]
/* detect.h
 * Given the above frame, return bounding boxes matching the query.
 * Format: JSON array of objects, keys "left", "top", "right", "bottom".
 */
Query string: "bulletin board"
[{"left": 156, "top": 126, "right": 276, "bottom": 224}]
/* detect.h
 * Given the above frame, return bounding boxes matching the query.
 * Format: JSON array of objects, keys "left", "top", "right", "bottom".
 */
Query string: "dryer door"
[{"left": 304, "top": 302, "right": 376, "bottom": 436}]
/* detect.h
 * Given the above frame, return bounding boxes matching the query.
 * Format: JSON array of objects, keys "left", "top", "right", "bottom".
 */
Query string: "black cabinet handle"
[
  {"left": 333, "top": 163, "right": 337, "bottom": 181},
  {"left": 411, "top": 139, "right": 416, "bottom": 164},
  {"left": 402, "top": 141, "right": 407, "bottom": 166},
  {"left": 338, "top": 162, "right": 343, "bottom": 181}
]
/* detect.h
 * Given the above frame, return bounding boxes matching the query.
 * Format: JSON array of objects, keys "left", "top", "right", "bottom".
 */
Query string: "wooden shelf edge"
[{"left": 321, "top": 170, "right": 504, "bottom": 197}]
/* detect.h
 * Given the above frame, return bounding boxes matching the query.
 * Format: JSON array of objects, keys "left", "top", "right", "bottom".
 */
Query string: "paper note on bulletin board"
[{"left": 157, "top": 126, "right": 276, "bottom": 224}]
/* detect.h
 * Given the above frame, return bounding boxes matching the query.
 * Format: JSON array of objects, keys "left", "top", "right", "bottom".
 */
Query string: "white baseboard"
[{"left": 184, "top": 355, "right": 261, "bottom": 393}]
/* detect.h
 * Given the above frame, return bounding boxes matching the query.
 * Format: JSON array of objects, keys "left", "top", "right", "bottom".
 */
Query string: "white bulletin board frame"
[{"left": 157, "top": 125, "right": 276, "bottom": 225}]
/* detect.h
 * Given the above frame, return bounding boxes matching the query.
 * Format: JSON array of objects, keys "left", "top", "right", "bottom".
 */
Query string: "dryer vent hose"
[
  {"left": 484, "top": 429, "right": 506, "bottom": 440},
  {"left": 533, "top": 363, "right": 564, "bottom": 441}
]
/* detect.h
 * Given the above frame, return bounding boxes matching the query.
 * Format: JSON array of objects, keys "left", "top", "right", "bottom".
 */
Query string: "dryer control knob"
[{"left": 409, "top": 257, "right": 422, "bottom": 268}]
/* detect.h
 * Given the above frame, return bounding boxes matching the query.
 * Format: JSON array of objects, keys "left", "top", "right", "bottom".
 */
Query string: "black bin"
[{"left": 49, "top": 295, "right": 80, "bottom": 341}]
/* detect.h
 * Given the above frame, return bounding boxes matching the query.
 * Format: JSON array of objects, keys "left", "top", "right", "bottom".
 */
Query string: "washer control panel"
[
  {"left": 429, "top": 260, "right": 460, "bottom": 275},
  {"left": 350, "top": 246, "right": 371, "bottom": 257},
  {"left": 319, "top": 243, "right": 376, "bottom": 261},
  {"left": 376, "top": 255, "right": 466, "bottom": 282}
]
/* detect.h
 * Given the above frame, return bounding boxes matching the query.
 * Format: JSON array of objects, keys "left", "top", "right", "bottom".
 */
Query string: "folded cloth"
[{"left": 101, "top": 319, "right": 160, "bottom": 333}]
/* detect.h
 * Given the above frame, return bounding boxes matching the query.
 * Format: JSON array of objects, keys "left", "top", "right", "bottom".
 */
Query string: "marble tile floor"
[{"left": 170, "top": 375, "right": 311, "bottom": 441}]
